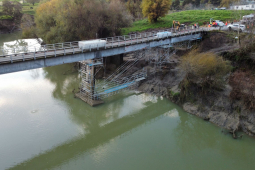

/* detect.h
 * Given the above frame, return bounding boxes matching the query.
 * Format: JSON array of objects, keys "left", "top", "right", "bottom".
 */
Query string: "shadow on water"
[{"left": 8, "top": 64, "right": 172, "bottom": 170}]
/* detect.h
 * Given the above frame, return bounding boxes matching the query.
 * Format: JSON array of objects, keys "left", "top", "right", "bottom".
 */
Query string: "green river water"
[{"left": 1, "top": 33, "right": 255, "bottom": 170}]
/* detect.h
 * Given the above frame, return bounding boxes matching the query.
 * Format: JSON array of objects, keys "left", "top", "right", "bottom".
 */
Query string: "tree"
[
  {"left": 34, "top": 0, "right": 132, "bottom": 43},
  {"left": 171, "top": 0, "right": 180, "bottom": 10},
  {"left": 27, "top": 0, "right": 40, "bottom": 6},
  {"left": 21, "top": 14, "right": 37, "bottom": 38},
  {"left": 182, "top": 0, "right": 200, "bottom": 8},
  {"left": 209, "top": 0, "right": 221, "bottom": 6},
  {"left": 127, "top": 0, "right": 142, "bottom": 20},
  {"left": 182, "top": 0, "right": 192, "bottom": 7},
  {"left": 141, "top": 0, "right": 172, "bottom": 23},
  {"left": 220, "top": 0, "right": 238, "bottom": 8},
  {"left": 2, "top": 0, "right": 22, "bottom": 23}
]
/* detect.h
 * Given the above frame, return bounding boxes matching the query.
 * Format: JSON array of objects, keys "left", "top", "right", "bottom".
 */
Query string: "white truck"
[
  {"left": 241, "top": 14, "right": 254, "bottom": 24},
  {"left": 228, "top": 24, "right": 246, "bottom": 32},
  {"left": 156, "top": 32, "right": 172, "bottom": 38},
  {"left": 78, "top": 39, "right": 107, "bottom": 50}
]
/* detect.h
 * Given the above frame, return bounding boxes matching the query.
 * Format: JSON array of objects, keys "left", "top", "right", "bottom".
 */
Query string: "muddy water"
[{"left": 1, "top": 35, "right": 255, "bottom": 170}]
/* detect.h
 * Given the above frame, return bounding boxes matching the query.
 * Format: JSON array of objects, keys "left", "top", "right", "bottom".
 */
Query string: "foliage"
[
  {"left": 122, "top": 10, "right": 253, "bottom": 35},
  {"left": 141, "top": 0, "right": 172, "bottom": 23},
  {"left": 220, "top": 0, "right": 238, "bottom": 8},
  {"left": 180, "top": 50, "right": 231, "bottom": 92},
  {"left": 182, "top": 0, "right": 200, "bottom": 7},
  {"left": 171, "top": 0, "right": 180, "bottom": 10},
  {"left": 2, "top": 0, "right": 22, "bottom": 23},
  {"left": 127, "top": 0, "right": 142, "bottom": 20},
  {"left": 229, "top": 70, "right": 255, "bottom": 110},
  {"left": 183, "top": 3, "right": 193, "bottom": 10},
  {"left": 21, "top": 14, "right": 36, "bottom": 38},
  {"left": 34, "top": 0, "right": 132, "bottom": 43},
  {"left": 0, "top": 14, "right": 12, "bottom": 19},
  {"left": 26, "top": 0, "right": 40, "bottom": 6}
]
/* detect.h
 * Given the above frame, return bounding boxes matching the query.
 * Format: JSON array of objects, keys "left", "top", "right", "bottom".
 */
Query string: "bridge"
[{"left": 0, "top": 26, "right": 208, "bottom": 75}]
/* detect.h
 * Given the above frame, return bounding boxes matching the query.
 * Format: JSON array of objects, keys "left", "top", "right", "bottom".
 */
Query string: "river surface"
[{"left": 1, "top": 33, "right": 255, "bottom": 170}]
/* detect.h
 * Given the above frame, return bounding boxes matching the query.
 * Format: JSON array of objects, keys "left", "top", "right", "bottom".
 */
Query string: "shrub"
[
  {"left": 180, "top": 50, "right": 231, "bottom": 92},
  {"left": 229, "top": 70, "right": 255, "bottom": 110}
]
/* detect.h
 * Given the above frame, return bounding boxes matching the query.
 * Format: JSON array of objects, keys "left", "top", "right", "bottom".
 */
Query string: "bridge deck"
[{"left": 0, "top": 27, "right": 208, "bottom": 65}]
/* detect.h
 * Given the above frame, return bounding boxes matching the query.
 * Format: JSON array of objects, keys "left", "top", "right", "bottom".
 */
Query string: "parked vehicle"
[
  {"left": 78, "top": 40, "right": 107, "bottom": 49},
  {"left": 215, "top": 20, "right": 225, "bottom": 27},
  {"left": 180, "top": 24, "right": 186, "bottom": 28},
  {"left": 210, "top": 18, "right": 225, "bottom": 27},
  {"left": 241, "top": 14, "right": 254, "bottom": 24},
  {"left": 228, "top": 24, "right": 246, "bottom": 32}
]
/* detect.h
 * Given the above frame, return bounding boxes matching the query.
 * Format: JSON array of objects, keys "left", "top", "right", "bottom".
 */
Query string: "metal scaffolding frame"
[
  {"left": 77, "top": 36, "right": 202, "bottom": 106},
  {"left": 77, "top": 50, "right": 147, "bottom": 106}
]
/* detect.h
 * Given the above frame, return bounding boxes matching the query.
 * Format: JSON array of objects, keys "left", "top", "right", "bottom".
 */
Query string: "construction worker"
[
  {"left": 208, "top": 24, "right": 211, "bottom": 28},
  {"left": 194, "top": 23, "right": 197, "bottom": 29}
]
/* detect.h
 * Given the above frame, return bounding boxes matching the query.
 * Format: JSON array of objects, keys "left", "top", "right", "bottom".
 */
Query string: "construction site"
[{"left": 75, "top": 39, "right": 198, "bottom": 106}]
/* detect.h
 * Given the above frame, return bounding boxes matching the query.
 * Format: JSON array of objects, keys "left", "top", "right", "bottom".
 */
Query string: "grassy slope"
[{"left": 122, "top": 10, "right": 254, "bottom": 35}]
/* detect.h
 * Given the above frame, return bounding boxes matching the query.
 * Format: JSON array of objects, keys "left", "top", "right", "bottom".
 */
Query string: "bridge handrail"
[{"left": 0, "top": 26, "right": 205, "bottom": 63}]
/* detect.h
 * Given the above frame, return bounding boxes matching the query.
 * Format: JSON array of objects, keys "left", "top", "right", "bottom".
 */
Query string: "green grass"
[
  {"left": 122, "top": 10, "right": 254, "bottom": 35},
  {"left": 0, "top": 2, "right": 38, "bottom": 18},
  {"left": 22, "top": 5, "right": 37, "bottom": 15},
  {"left": 0, "top": 14, "right": 11, "bottom": 19}
]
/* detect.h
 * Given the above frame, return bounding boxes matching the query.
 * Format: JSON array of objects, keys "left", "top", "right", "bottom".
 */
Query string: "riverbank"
[{"left": 122, "top": 31, "right": 255, "bottom": 138}]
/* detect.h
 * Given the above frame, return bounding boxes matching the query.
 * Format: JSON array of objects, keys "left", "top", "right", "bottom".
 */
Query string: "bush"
[
  {"left": 180, "top": 50, "right": 231, "bottom": 93},
  {"left": 229, "top": 70, "right": 255, "bottom": 110}
]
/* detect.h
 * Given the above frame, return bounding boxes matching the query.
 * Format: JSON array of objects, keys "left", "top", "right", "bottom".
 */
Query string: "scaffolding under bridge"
[
  {"left": 75, "top": 50, "right": 147, "bottom": 106},
  {"left": 75, "top": 37, "right": 201, "bottom": 106}
]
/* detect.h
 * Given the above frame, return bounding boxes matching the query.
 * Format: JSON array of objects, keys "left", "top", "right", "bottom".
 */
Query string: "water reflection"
[{"left": 8, "top": 64, "right": 172, "bottom": 170}]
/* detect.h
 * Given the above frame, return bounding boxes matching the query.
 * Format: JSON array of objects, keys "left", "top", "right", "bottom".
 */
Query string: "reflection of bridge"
[
  {"left": 9, "top": 97, "right": 171, "bottom": 170},
  {"left": 0, "top": 27, "right": 205, "bottom": 74}
]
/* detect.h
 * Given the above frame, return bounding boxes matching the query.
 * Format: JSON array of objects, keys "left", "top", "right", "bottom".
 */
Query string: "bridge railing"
[{"left": 0, "top": 27, "right": 205, "bottom": 63}]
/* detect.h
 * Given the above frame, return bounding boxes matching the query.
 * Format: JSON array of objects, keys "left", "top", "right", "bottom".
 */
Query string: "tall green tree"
[
  {"left": 141, "top": 0, "right": 172, "bottom": 23},
  {"left": 126, "top": 0, "right": 142, "bottom": 19},
  {"left": 2, "top": 0, "right": 22, "bottom": 23},
  {"left": 34, "top": 0, "right": 132, "bottom": 43}
]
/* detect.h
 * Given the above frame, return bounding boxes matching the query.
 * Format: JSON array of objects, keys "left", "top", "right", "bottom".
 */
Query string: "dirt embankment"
[{"left": 132, "top": 31, "right": 255, "bottom": 138}]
